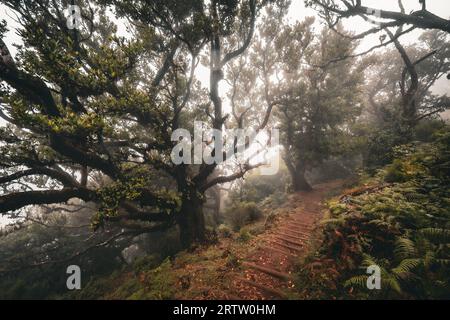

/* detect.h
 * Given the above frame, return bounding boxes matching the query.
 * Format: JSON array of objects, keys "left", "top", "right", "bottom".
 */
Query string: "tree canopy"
[{"left": 0, "top": 0, "right": 291, "bottom": 246}]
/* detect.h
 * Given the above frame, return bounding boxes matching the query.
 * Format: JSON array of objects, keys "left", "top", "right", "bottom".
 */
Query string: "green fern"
[
  {"left": 321, "top": 217, "right": 346, "bottom": 227},
  {"left": 423, "top": 250, "right": 436, "bottom": 268},
  {"left": 394, "top": 237, "right": 416, "bottom": 259},
  {"left": 391, "top": 259, "right": 421, "bottom": 278},
  {"left": 360, "top": 254, "right": 384, "bottom": 271},
  {"left": 344, "top": 275, "right": 368, "bottom": 289},
  {"left": 435, "top": 259, "right": 450, "bottom": 266},
  {"left": 421, "top": 228, "right": 450, "bottom": 244},
  {"left": 381, "top": 277, "right": 402, "bottom": 294}
]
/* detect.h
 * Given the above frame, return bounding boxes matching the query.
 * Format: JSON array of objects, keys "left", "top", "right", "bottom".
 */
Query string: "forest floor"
[{"left": 173, "top": 180, "right": 345, "bottom": 300}]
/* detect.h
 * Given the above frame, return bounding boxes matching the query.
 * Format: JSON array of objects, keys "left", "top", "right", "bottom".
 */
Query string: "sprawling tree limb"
[
  {"left": 313, "top": 26, "right": 415, "bottom": 69},
  {"left": 200, "top": 163, "right": 261, "bottom": 192},
  {"left": 0, "top": 41, "right": 60, "bottom": 117},
  {"left": 308, "top": 0, "right": 450, "bottom": 33},
  {"left": 0, "top": 188, "right": 96, "bottom": 214},
  {"left": 152, "top": 41, "right": 179, "bottom": 87},
  {"left": 49, "top": 135, "right": 119, "bottom": 178},
  {"left": 115, "top": 202, "right": 173, "bottom": 222},
  {"left": 0, "top": 166, "right": 79, "bottom": 187},
  {"left": 416, "top": 96, "right": 450, "bottom": 121},
  {"left": 220, "top": 0, "right": 256, "bottom": 68},
  {"left": 42, "top": 204, "right": 90, "bottom": 214}
]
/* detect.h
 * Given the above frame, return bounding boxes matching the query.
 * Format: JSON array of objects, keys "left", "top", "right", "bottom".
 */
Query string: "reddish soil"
[
  {"left": 224, "top": 180, "right": 344, "bottom": 299},
  {"left": 173, "top": 180, "right": 343, "bottom": 300}
]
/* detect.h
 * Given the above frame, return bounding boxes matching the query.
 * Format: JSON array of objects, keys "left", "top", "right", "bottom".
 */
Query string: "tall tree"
[
  {"left": 0, "top": 0, "right": 287, "bottom": 247},
  {"left": 239, "top": 16, "right": 365, "bottom": 191},
  {"left": 363, "top": 29, "right": 450, "bottom": 131}
]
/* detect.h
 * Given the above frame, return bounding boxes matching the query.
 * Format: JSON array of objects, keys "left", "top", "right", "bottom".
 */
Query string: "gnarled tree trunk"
[
  {"left": 178, "top": 193, "right": 206, "bottom": 248},
  {"left": 291, "top": 170, "right": 312, "bottom": 192},
  {"left": 286, "top": 159, "right": 312, "bottom": 192}
]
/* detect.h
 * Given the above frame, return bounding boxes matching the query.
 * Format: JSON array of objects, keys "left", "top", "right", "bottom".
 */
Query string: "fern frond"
[
  {"left": 344, "top": 275, "right": 367, "bottom": 289},
  {"left": 434, "top": 259, "right": 450, "bottom": 266},
  {"left": 360, "top": 254, "right": 385, "bottom": 272},
  {"left": 382, "top": 277, "right": 402, "bottom": 294},
  {"left": 321, "top": 218, "right": 346, "bottom": 227},
  {"left": 423, "top": 250, "right": 436, "bottom": 268},
  {"left": 394, "top": 237, "right": 416, "bottom": 259},
  {"left": 421, "top": 228, "right": 450, "bottom": 244},
  {"left": 392, "top": 259, "right": 421, "bottom": 276}
]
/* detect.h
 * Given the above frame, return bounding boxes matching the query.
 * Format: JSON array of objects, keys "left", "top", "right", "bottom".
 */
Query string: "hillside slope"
[{"left": 73, "top": 181, "right": 344, "bottom": 300}]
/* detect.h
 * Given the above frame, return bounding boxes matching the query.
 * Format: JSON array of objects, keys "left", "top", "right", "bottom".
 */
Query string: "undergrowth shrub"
[
  {"left": 296, "top": 127, "right": 450, "bottom": 299},
  {"left": 264, "top": 211, "right": 278, "bottom": 228},
  {"left": 217, "top": 224, "right": 233, "bottom": 238},
  {"left": 237, "top": 228, "right": 253, "bottom": 243},
  {"left": 127, "top": 259, "right": 175, "bottom": 300},
  {"left": 225, "top": 202, "right": 263, "bottom": 231}
]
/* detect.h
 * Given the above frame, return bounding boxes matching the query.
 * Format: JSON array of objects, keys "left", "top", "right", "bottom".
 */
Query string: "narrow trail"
[
  {"left": 224, "top": 180, "right": 343, "bottom": 300},
  {"left": 173, "top": 180, "right": 344, "bottom": 300}
]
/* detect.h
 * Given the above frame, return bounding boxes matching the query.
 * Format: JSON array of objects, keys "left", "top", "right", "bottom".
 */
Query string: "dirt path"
[
  {"left": 224, "top": 180, "right": 344, "bottom": 299},
  {"left": 173, "top": 180, "right": 344, "bottom": 300}
]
